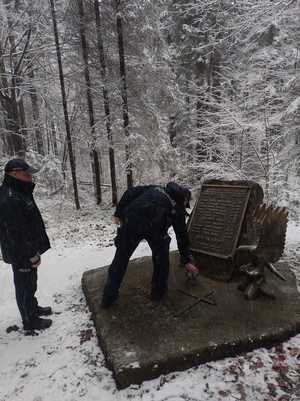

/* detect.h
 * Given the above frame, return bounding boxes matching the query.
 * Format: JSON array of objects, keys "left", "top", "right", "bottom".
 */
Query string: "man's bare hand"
[
  {"left": 185, "top": 263, "right": 199, "bottom": 278},
  {"left": 32, "top": 259, "right": 41, "bottom": 269},
  {"left": 112, "top": 216, "right": 122, "bottom": 225},
  {"left": 30, "top": 253, "right": 41, "bottom": 269}
]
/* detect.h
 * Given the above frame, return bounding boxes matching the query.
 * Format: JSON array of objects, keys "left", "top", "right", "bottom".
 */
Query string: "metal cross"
[{"left": 175, "top": 289, "right": 217, "bottom": 317}]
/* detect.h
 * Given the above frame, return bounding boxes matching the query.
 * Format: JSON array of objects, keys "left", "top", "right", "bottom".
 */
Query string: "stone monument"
[
  {"left": 81, "top": 179, "right": 300, "bottom": 389},
  {"left": 187, "top": 180, "right": 264, "bottom": 281},
  {"left": 187, "top": 180, "right": 289, "bottom": 299},
  {"left": 236, "top": 204, "right": 289, "bottom": 299}
]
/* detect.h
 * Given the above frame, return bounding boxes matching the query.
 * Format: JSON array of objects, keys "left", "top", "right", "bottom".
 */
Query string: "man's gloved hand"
[{"left": 185, "top": 262, "right": 199, "bottom": 279}]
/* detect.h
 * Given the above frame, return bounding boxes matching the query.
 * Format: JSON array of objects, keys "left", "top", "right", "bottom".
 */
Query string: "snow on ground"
[{"left": 0, "top": 196, "right": 299, "bottom": 401}]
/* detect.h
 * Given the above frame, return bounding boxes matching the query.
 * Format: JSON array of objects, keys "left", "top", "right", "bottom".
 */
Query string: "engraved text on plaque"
[{"left": 189, "top": 185, "right": 251, "bottom": 259}]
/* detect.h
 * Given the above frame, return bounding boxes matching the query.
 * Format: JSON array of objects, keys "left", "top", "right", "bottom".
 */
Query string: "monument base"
[{"left": 82, "top": 251, "right": 300, "bottom": 389}]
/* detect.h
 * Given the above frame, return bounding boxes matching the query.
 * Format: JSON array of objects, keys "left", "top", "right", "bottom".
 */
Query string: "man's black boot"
[
  {"left": 23, "top": 317, "right": 53, "bottom": 331},
  {"left": 37, "top": 306, "right": 53, "bottom": 316}
]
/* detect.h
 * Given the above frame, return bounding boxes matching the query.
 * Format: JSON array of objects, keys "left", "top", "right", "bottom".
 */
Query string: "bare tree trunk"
[
  {"left": 0, "top": 1, "right": 25, "bottom": 157},
  {"left": 51, "top": 120, "right": 58, "bottom": 156},
  {"left": 0, "top": 46, "right": 13, "bottom": 155},
  {"left": 18, "top": 91, "right": 27, "bottom": 137},
  {"left": 49, "top": 0, "right": 80, "bottom": 210},
  {"left": 11, "top": 81, "right": 25, "bottom": 157},
  {"left": 168, "top": 115, "right": 176, "bottom": 147},
  {"left": 0, "top": 93, "right": 25, "bottom": 157},
  {"left": 115, "top": 0, "right": 133, "bottom": 188},
  {"left": 195, "top": 85, "right": 208, "bottom": 161},
  {"left": 46, "top": 127, "right": 51, "bottom": 154},
  {"left": 94, "top": 0, "right": 118, "bottom": 205},
  {"left": 208, "top": 49, "right": 222, "bottom": 102},
  {"left": 239, "top": 129, "right": 245, "bottom": 170},
  {"left": 77, "top": 0, "right": 102, "bottom": 204},
  {"left": 29, "top": 70, "right": 44, "bottom": 155}
]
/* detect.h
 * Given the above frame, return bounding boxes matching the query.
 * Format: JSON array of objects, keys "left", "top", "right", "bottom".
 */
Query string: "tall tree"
[
  {"left": 115, "top": 0, "right": 133, "bottom": 188},
  {"left": 0, "top": 0, "right": 31, "bottom": 156},
  {"left": 94, "top": 0, "right": 117, "bottom": 205},
  {"left": 49, "top": 0, "right": 80, "bottom": 210},
  {"left": 29, "top": 69, "right": 44, "bottom": 155},
  {"left": 77, "top": 0, "right": 102, "bottom": 204}
]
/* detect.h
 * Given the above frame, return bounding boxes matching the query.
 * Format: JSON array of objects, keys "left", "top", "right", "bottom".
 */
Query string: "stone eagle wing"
[{"left": 254, "top": 204, "right": 289, "bottom": 263}]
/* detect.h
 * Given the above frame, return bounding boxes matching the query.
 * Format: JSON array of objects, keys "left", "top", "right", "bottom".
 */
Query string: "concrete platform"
[{"left": 82, "top": 251, "right": 300, "bottom": 389}]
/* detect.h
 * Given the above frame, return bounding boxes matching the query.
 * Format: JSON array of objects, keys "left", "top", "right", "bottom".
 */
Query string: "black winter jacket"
[
  {"left": 114, "top": 185, "right": 192, "bottom": 264},
  {"left": 0, "top": 175, "right": 50, "bottom": 267}
]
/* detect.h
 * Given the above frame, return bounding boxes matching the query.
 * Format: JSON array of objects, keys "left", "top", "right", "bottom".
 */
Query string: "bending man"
[{"left": 101, "top": 182, "right": 199, "bottom": 308}]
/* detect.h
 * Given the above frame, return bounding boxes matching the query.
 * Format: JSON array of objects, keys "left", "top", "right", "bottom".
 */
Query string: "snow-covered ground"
[{"left": 0, "top": 196, "right": 299, "bottom": 401}]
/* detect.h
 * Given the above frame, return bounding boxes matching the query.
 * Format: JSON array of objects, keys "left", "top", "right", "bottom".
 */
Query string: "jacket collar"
[{"left": 3, "top": 174, "right": 35, "bottom": 196}]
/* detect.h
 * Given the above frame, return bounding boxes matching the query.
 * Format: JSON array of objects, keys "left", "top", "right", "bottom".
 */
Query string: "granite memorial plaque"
[{"left": 188, "top": 184, "right": 251, "bottom": 259}]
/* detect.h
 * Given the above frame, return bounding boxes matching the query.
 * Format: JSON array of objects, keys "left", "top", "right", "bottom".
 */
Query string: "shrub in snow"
[
  {"left": 36, "top": 155, "right": 64, "bottom": 195},
  {"left": 26, "top": 150, "right": 44, "bottom": 170}
]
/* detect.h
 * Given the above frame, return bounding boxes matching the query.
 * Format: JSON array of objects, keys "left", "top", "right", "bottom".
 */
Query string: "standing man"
[
  {"left": 101, "top": 182, "right": 199, "bottom": 308},
  {"left": 0, "top": 159, "right": 52, "bottom": 333}
]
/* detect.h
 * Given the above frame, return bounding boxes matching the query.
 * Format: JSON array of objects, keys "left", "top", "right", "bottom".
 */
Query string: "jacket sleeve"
[
  {"left": 172, "top": 208, "right": 193, "bottom": 265},
  {"left": 1, "top": 197, "right": 38, "bottom": 266},
  {"left": 114, "top": 185, "right": 151, "bottom": 219}
]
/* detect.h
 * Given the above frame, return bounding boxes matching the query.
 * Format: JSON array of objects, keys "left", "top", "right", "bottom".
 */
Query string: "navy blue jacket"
[
  {"left": 0, "top": 175, "right": 50, "bottom": 268},
  {"left": 114, "top": 185, "right": 192, "bottom": 264}
]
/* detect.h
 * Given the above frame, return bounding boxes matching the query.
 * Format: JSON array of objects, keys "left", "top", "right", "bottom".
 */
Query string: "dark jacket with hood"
[
  {"left": 114, "top": 185, "right": 192, "bottom": 264},
  {"left": 0, "top": 175, "right": 50, "bottom": 268}
]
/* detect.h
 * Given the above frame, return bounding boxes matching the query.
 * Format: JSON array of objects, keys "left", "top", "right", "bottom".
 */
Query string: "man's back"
[
  {"left": 125, "top": 185, "right": 173, "bottom": 212},
  {"left": 101, "top": 181, "right": 197, "bottom": 308},
  {"left": 117, "top": 185, "right": 176, "bottom": 234}
]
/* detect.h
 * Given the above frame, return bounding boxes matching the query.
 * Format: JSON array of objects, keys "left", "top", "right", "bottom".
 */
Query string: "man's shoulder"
[
  {"left": 151, "top": 186, "right": 177, "bottom": 207},
  {"left": 0, "top": 184, "right": 24, "bottom": 206},
  {"left": 146, "top": 185, "right": 164, "bottom": 193}
]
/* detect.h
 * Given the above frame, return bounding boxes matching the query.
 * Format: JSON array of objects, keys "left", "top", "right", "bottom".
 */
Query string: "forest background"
[
  {"left": 0, "top": 0, "right": 299, "bottom": 216},
  {"left": 1, "top": 2, "right": 300, "bottom": 399}
]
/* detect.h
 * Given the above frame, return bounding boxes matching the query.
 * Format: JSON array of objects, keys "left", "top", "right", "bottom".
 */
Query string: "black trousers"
[
  {"left": 102, "top": 223, "right": 171, "bottom": 301},
  {"left": 12, "top": 265, "right": 38, "bottom": 324}
]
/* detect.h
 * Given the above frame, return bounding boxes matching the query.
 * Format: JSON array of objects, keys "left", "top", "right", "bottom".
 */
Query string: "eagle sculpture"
[{"left": 235, "top": 204, "right": 289, "bottom": 300}]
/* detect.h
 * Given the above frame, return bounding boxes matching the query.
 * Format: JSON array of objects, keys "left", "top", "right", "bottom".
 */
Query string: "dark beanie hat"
[{"left": 165, "top": 182, "right": 191, "bottom": 208}]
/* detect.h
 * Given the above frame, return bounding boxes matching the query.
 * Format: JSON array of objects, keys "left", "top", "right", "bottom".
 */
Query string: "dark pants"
[
  {"left": 12, "top": 265, "right": 38, "bottom": 325},
  {"left": 102, "top": 223, "right": 171, "bottom": 302}
]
